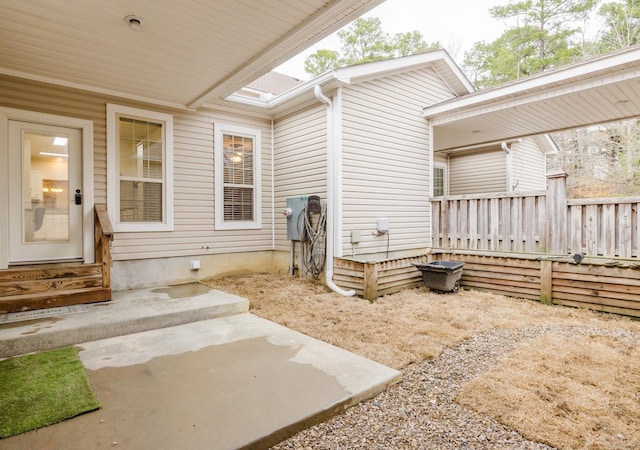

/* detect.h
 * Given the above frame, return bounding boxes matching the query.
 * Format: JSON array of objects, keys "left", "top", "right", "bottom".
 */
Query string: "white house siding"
[
  {"left": 0, "top": 75, "right": 275, "bottom": 264},
  {"left": 449, "top": 148, "right": 507, "bottom": 194},
  {"left": 273, "top": 104, "right": 328, "bottom": 252},
  {"left": 340, "top": 68, "right": 454, "bottom": 258},
  {"left": 511, "top": 137, "right": 547, "bottom": 191},
  {"left": 0, "top": 75, "right": 109, "bottom": 202}
]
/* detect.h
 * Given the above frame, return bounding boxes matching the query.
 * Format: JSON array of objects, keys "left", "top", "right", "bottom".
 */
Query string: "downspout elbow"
[
  {"left": 326, "top": 269, "right": 355, "bottom": 297},
  {"left": 314, "top": 84, "right": 332, "bottom": 107}
]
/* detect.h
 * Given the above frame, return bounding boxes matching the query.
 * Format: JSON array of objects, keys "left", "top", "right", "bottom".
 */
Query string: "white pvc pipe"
[
  {"left": 502, "top": 141, "right": 513, "bottom": 193},
  {"left": 314, "top": 84, "right": 355, "bottom": 297},
  {"left": 271, "top": 118, "right": 276, "bottom": 249}
]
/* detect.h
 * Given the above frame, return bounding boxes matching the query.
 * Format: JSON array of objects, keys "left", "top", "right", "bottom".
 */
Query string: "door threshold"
[{"left": 8, "top": 259, "right": 84, "bottom": 267}]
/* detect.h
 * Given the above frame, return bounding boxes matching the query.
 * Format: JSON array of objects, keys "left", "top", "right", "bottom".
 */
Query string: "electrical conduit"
[{"left": 314, "top": 84, "right": 355, "bottom": 296}]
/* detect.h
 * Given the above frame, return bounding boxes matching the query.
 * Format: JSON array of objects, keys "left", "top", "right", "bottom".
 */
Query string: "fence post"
[
  {"left": 363, "top": 262, "right": 378, "bottom": 301},
  {"left": 540, "top": 260, "right": 553, "bottom": 304},
  {"left": 546, "top": 169, "right": 568, "bottom": 254}
]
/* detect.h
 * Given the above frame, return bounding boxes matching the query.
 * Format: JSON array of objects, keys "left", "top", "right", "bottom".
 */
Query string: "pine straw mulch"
[{"left": 202, "top": 273, "right": 640, "bottom": 449}]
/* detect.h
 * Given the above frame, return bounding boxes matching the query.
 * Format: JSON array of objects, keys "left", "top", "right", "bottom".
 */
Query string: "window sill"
[
  {"left": 215, "top": 221, "right": 262, "bottom": 231},
  {"left": 113, "top": 222, "right": 174, "bottom": 233}
]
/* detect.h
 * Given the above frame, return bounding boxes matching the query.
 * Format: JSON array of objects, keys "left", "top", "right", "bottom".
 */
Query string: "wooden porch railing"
[{"left": 94, "top": 203, "right": 113, "bottom": 289}]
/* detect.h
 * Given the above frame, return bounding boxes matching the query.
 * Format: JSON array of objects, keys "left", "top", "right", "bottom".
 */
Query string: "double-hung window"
[
  {"left": 214, "top": 124, "right": 261, "bottom": 230},
  {"left": 433, "top": 163, "right": 447, "bottom": 197},
  {"left": 107, "top": 104, "right": 173, "bottom": 232}
]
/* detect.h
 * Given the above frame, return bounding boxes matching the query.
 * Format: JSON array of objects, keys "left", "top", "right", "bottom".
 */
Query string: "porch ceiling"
[
  {"left": 426, "top": 45, "right": 640, "bottom": 152},
  {"left": 0, "top": 0, "right": 383, "bottom": 110}
]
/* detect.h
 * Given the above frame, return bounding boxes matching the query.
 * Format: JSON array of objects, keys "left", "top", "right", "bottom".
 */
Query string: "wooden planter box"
[
  {"left": 434, "top": 250, "right": 640, "bottom": 318},
  {"left": 333, "top": 255, "right": 429, "bottom": 301}
]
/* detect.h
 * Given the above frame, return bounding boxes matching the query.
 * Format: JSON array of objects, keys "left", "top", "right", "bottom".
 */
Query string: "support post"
[
  {"left": 546, "top": 169, "right": 568, "bottom": 254},
  {"left": 363, "top": 263, "right": 378, "bottom": 301},
  {"left": 94, "top": 204, "right": 113, "bottom": 290},
  {"left": 540, "top": 259, "right": 553, "bottom": 305}
]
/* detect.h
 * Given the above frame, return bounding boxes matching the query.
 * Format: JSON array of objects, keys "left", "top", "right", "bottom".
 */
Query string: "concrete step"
[{"left": 0, "top": 283, "right": 249, "bottom": 358}]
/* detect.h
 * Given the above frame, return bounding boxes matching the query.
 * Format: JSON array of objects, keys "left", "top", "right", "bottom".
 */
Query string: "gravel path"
[{"left": 272, "top": 325, "right": 639, "bottom": 450}]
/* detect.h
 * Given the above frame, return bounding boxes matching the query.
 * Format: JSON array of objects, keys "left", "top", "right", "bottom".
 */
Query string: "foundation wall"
[{"left": 112, "top": 251, "right": 289, "bottom": 291}]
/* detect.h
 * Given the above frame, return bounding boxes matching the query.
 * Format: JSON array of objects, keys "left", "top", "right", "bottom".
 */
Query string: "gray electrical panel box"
[{"left": 286, "top": 196, "right": 308, "bottom": 240}]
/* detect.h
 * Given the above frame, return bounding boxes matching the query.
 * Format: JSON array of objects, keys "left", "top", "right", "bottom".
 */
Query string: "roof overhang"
[
  {"left": 425, "top": 45, "right": 640, "bottom": 151},
  {"left": 0, "top": 0, "right": 384, "bottom": 110},
  {"left": 216, "top": 49, "right": 475, "bottom": 117}
]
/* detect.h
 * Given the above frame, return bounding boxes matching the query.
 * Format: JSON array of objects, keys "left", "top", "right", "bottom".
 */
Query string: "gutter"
[{"left": 314, "top": 84, "right": 355, "bottom": 297}]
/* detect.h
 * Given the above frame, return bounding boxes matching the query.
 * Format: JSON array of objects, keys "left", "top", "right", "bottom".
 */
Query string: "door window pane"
[{"left": 24, "top": 132, "right": 70, "bottom": 242}]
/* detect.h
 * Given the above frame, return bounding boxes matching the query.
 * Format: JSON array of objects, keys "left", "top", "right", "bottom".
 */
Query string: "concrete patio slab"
[{"left": 0, "top": 313, "right": 401, "bottom": 449}]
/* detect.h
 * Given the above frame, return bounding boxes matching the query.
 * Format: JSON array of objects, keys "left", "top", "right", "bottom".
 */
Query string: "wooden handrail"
[
  {"left": 94, "top": 203, "right": 114, "bottom": 238},
  {"left": 94, "top": 204, "right": 113, "bottom": 289}
]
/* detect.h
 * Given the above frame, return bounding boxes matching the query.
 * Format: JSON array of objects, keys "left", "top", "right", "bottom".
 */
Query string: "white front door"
[{"left": 8, "top": 121, "right": 83, "bottom": 263}]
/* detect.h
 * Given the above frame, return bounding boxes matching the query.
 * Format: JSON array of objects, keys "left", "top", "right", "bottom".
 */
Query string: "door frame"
[{"left": 0, "top": 107, "right": 94, "bottom": 269}]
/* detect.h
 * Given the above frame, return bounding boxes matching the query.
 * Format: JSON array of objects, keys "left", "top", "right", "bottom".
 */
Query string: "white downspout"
[
  {"left": 314, "top": 84, "right": 355, "bottom": 297},
  {"left": 271, "top": 118, "right": 275, "bottom": 250},
  {"left": 502, "top": 142, "right": 513, "bottom": 193}
]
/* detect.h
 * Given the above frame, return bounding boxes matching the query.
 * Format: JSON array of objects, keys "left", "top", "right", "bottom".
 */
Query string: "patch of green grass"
[{"left": 0, "top": 347, "right": 100, "bottom": 438}]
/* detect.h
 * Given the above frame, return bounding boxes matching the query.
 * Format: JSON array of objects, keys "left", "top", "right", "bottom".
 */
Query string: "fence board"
[
  {"left": 431, "top": 200, "right": 440, "bottom": 248},
  {"left": 431, "top": 191, "right": 639, "bottom": 260},
  {"left": 467, "top": 200, "right": 477, "bottom": 250},
  {"left": 569, "top": 205, "right": 582, "bottom": 255},
  {"left": 583, "top": 204, "right": 598, "bottom": 255},
  {"left": 479, "top": 198, "right": 489, "bottom": 249},
  {"left": 553, "top": 278, "right": 640, "bottom": 299},
  {"left": 619, "top": 203, "right": 632, "bottom": 258},
  {"left": 536, "top": 196, "right": 547, "bottom": 252},
  {"left": 523, "top": 196, "right": 536, "bottom": 252},
  {"left": 489, "top": 198, "right": 500, "bottom": 251},
  {"left": 602, "top": 204, "right": 616, "bottom": 256}
]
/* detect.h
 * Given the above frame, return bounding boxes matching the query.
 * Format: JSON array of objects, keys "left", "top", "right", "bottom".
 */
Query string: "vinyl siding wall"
[
  {"left": 0, "top": 75, "right": 274, "bottom": 262},
  {"left": 511, "top": 137, "right": 547, "bottom": 191},
  {"left": 340, "top": 67, "right": 455, "bottom": 258},
  {"left": 449, "top": 148, "right": 507, "bottom": 194},
  {"left": 273, "top": 105, "right": 327, "bottom": 251}
]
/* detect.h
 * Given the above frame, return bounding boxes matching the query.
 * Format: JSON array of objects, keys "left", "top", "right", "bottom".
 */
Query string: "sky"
[{"left": 275, "top": 0, "right": 508, "bottom": 80}]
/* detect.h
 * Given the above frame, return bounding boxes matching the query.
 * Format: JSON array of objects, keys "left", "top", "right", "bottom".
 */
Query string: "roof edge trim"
[{"left": 424, "top": 45, "right": 640, "bottom": 118}]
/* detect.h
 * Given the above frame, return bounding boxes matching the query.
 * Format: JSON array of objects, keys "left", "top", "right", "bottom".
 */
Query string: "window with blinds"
[
  {"left": 215, "top": 125, "right": 261, "bottom": 230},
  {"left": 107, "top": 104, "right": 173, "bottom": 232},
  {"left": 223, "top": 133, "right": 254, "bottom": 221},
  {"left": 118, "top": 118, "right": 163, "bottom": 222}
]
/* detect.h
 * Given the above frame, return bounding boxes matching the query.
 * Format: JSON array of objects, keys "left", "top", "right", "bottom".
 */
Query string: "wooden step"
[
  {"left": 0, "top": 287, "right": 111, "bottom": 313},
  {"left": 0, "top": 263, "right": 110, "bottom": 313}
]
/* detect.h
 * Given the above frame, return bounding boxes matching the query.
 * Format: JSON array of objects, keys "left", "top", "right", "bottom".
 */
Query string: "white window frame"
[
  {"left": 106, "top": 104, "right": 174, "bottom": 232},
  {"left": 214, "top": 124, "right": 262, "bottom": 230},
  {"left": 433, "top": 162, "right": 448, "bottom": 196}
]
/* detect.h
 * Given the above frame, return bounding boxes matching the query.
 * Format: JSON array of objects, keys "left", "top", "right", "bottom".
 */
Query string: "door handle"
[{"left": 75, "top": 189, "right": 82, "bottom": 205}]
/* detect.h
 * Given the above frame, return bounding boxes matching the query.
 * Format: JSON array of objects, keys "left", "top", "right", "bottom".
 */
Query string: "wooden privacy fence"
[
  {"left": 429, "top": 169, "right": 640, "bottom": 318},
  {"left": 431, "top": 170, "right": 640, "bottom": 259}
]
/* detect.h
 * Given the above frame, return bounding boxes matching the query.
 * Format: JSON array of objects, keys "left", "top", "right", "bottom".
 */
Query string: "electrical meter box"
[{"left": 286, "top": 196, "right": 308, "bottom": 240}]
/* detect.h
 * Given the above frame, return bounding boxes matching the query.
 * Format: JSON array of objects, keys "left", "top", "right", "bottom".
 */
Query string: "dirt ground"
[{"left": 203, "top": 273, "right": 640, "bottom": 449}]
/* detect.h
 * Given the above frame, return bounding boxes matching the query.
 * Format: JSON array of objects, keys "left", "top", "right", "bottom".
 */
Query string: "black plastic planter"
[{"left": 414, "top": 261, "right": 464, "bottom": 293}]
